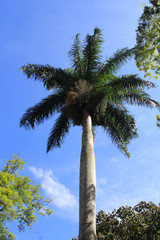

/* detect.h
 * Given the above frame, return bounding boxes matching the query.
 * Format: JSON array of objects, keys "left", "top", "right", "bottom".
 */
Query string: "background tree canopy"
[
  {"left": 0, "top": 156, "right": 53, "bottom": 240},
  {"left": 135, "top": 0, "right": 160, "bottom": 79},
  {"left": 96, "top": 201, "right": 160, "bottom": 240}
]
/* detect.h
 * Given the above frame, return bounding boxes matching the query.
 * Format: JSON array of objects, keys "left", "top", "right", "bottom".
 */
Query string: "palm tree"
[{"left": 20, "top": 28, "right": 160, "bottom": 240}]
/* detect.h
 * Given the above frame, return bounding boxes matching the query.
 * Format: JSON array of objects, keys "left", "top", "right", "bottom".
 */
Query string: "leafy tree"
[
  {"left": 0, "top": 155, "right": 52, "bottom": 240},
  {"left": 96, "top": 201, "right": 160, "bottom": 240},
  {"left": 20, "top": 28, "right": 160, "bottom": 240},
  {"left": 135, "top": 0, "right": 160, "bottom": 79}
]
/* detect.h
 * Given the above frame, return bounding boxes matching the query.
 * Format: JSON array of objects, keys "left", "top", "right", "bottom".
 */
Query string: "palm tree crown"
[{"left": 20, "top": 27, "right": 159, "bottom": 157}]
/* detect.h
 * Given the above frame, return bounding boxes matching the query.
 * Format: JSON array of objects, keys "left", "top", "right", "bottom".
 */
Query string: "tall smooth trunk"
[{"left": 79, "top": 107, "right": 96, "bottom": 240}]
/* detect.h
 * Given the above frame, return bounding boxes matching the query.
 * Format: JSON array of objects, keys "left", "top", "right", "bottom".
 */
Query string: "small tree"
[{"left": 0, "top": 155, "right": 53, "bottom": 240}]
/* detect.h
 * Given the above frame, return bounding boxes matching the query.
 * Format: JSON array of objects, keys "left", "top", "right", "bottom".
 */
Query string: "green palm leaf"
[
  {"left": 117, "top": 90, "right": 160, "bottom": 109},
  {"left": 106, "top": 74, "right": 156, "bottom": 90},
  {"left": 68, "top": 34, "right": 83, "bottom": 76},
  {"left": 101, "top": 103, "right": 138, "bottom": 157},
  {"left": 98, "top": 47, "right": 135, "bottom": 77},
  {"left": 20, "top": 64, "right": 74, "bottom": 90},
  {"left": 47, "top": 113, "right": 71, "bottom": 152},
  {"left": 83, "top": 27, "right": 103, "bottom": 80},
  {"left": 94, "top": 75, "right": 156, "bottom": 98},
  {"left": 20, "top": 91, "right": 66, "bottom": 129}
]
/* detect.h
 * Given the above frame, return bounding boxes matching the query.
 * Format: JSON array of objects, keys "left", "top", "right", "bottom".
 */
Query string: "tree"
[
  {"left": 20, "top": 28, "right": 160, "bottom": 240},
  {"left": 96, "top": 201, "right": 160, "bottom": 239},
  {"left": 0, "top": 155, "right": 52, "bottom": 240},
  {"left": 135, "top": 0, "right": 160, "bottom": 79}
]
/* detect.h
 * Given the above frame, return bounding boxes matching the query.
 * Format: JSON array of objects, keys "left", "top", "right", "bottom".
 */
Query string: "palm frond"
[
  {"left": 68, "top": 34, "right": 83, "bottom": 76},
  {"left": 93, "top": 76, "right": 159, "bottom": 111},
  {"left": 98, "top": 48, "right": 135, "bottom": 77},
  {"left": 20, "top": 91, "right": 66, "bottom": 129},
  {"left": 47, "top": 114, "right": 71, "bottom": 152},
  {"left": 117, "top": 90, "right": 160, "bottom": 109},
  {"left": 20, "top": 64, "right": 74, "bottom": 90},
  {"left": 83, "top": 27, "right": 103, "bottom": 79},
  {"left": 100, "top": 103, "right": 138, "bottom": 157},
  {"left": 105, "top": 74, "right": 156, "bottom": 90},
  {"left": 93, "top": 75, "right": 156, "bottom": 98}
]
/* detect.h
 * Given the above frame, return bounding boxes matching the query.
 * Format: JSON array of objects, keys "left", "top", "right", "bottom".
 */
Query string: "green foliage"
[
  {"left": 135, "top": 0, "right": 160, "bottom": 79},
  {"left": 20, "top": 91, "right": 66, "bottom": 129},
  {"left": 69, "top": 33, "right": 83, "bottom": 76},
  {"left": 0, "top": 155, "right": 53, "bottom": 240},
  {"left": 97, "top": 201, "right": 160, "bottom": 240},
  {"left": 20, "top": 28, "right": 160, "bottom": 156},
  {"left": 98, "top": 48, "right": 135, "bottom": 77},
  {"left": 157, "top": 114, "right": 160, "bottom": 127},
  {"left": 20, "top": 65, "right": 75, "bottom": 90},
  {"left": 47, "top": 113, "right": 71, "bottom": 152}
]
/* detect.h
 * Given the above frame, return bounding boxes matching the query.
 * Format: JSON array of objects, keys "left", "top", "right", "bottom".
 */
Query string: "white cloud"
[{"left": 29, "top": 166, "right": 78, "bottom": 210}]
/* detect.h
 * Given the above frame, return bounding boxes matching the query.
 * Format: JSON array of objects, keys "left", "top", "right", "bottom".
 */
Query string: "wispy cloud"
[{"left": 29, "top": 166, "right": 78, "bottom": 221}]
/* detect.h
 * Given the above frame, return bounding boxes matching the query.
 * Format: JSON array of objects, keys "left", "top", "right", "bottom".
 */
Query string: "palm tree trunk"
[{"left": 79, "top": 107, "right": 96, "bottom": 240}]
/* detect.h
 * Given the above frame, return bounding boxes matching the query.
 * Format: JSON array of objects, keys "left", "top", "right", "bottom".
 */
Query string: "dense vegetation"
[{"left": 97, "top": 201, "right": 160, "bottom": 239}]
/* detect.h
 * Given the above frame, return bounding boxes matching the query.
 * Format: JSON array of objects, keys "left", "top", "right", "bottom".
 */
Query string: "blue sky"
[{"left": 1, "top": 0, "right": 160, "bottom": 239}]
